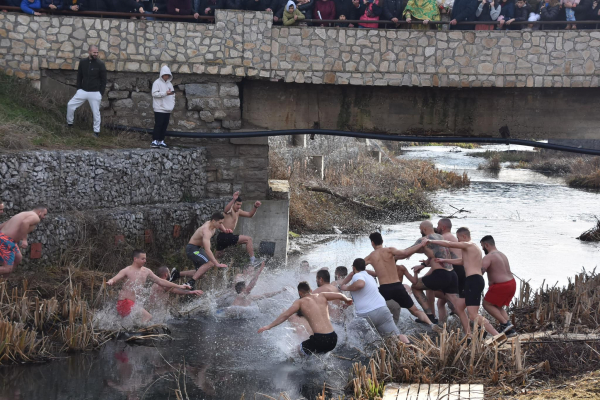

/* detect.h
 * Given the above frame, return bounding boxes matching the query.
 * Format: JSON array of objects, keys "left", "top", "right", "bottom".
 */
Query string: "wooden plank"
[
  {"left": 397, "top": 384, "right": 411, "bottom": 400},
  {"left": 427, "top": 384, "right": 440, "bottom": 400},
  {"left": 459, "top": 384, "right": 470, "bottom": 399},
  {"left": 448, "top": 384, "right": 460, "bottom": 400},
  {"left": 469, "top": 384, "right": 484, "bottom": 400},
  {"left": 438, "top": 384, "right": 450, "bottom": 400},
  {"left": 416, "top": 384, "right": 429, "bottom": 400},
  {"left": 382, "top": 383, "right": 400, "bottom": 400},
  {"left": 406, "top": 383, "right": 421, "bottom": 400}
]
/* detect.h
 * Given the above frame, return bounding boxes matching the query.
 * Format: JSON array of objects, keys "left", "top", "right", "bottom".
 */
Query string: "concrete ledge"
[{"left": 229, "top": 136, "right": 269, "bottom": 145}]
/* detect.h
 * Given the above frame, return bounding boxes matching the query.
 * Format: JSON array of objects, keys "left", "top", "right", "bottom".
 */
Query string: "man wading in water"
[
  {"left": 107, "top": 250, "right": 192, "bottom": 322},
  {"left": 258, "top": 281, "right": 353, "bottom": 356},
  {"left": 170, "top": 212, "right": 232, "bottom": 289}
]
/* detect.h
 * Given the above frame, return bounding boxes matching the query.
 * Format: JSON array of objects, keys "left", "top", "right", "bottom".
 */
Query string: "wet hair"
[
  {"left": 33, "top": 205, "right": 47, "bottom": 211},
  {"left": 456, "top": 227, "right": 471, "bottom": 238},
  {"left": 211, "top": 212, "right": 224, "bottom": 221},
  {"left": 480, "top": 235, "right": 495, "bottom": 246},
  {"left": 235, "top": 282, "right": 246, "bottom": 294},
  {"left": 335, "top": 266, "right": 348, "bottom": 279},
  {"left": 235, "top": 197, "right": 243, "bottom": 203},
  {"left": 157, "top": 266, "right": 170, "bottom": 279},
  {"left": 301, "top": 260, "right": 309, "bottom": 265},
  {"left": 297, "top": 281, "right": 311, "bottom": 293},
  {"left": 369, "top": 232, "right": 383, "bottom": 245},
  {"left": 316, "top": 269, "right": 330, "bottom": 283},
  {"left": 133, "top": 249, "right": 145, "bottom": 259},
  {"left": 352, "top": 258, "right": 366, "bottom": 272},
  {"left": 439, "top": 218, "right": 452, "bottom": 231}
]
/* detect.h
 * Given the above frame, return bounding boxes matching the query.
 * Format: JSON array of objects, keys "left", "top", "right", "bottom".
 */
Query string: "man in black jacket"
[
  {"left": 382, "top": 0, "right": 405, "bottom": 26},
  {"left": 80, "top": 0, "right": 111, "bottom": 11},
  {"left": 66, "top": 46, "right": 107, "bottom": 137},
  {"left": 450, "top": 0, "right": 478, "bottom": 29}
]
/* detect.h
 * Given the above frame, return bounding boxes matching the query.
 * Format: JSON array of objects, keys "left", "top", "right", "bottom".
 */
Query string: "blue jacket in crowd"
[
  {"left": 20, "top": 0, "right": 42, "bottom": 13},
  {"left": 41, "top": 0, "right": 65, "bottom": 8}
]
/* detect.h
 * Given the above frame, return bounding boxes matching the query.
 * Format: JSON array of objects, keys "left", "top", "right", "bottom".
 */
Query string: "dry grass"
[
  {"left": 478, "top": 153, "right": 502, "bottom": 172},
  {"left": 578, "top": 218, "right": 600, "bottom": 242}
]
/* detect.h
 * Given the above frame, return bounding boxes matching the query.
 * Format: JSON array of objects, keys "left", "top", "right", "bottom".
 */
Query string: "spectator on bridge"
[
  {"left": 508, "top": 0, "right": 530, "bottom": 28},
  {"left": 283, "top": 0, "right": 306, "bottom": 23},
  {"left": 450, "top": 0, "right": 478, "bottom": 28},
  {"left": 475, "top": 0, "right": 501, "bottom": 30},
  {"left": 273, "top": 0, "right": 288, "bottom": 24},
  {"left": 358, "top": 0, "right": 383, "bottom": 28},
  {"left": 297, "top": 0, "right": 315, "bottom": 20},
  {"left": 383, "top": 0, "right": 407, "bottom": 28},
  {"left": 64, "top": 0, "right": 83, "bottom": 11},
  {"left": 314, "top": 0, "right": 336, "bottom": 24},
  {"left": 66, "top": 45, "right": 106, "bottom": 137},
  {"left": 81, "top": 0, "right": 111, "bottom": 12},
  {"left": 20, "top": 0, "right": 42, "bottom": 14},
  {"left": 41, "top": 0, "right": 64, "bottom": 11},
  {"left": 193, "top": 0, "right": 223, "bottom": 18},
  {"left": 333, "top": 0, "right": 358, "bottom": 26},
  {"left": 151, "top": 65, "right": 175, "bottom": 149},
  {"left": 245, "top": 0, "right": 276, "bottom": 13},
  {"left": 111, "top": 0, "right": 147, "bottom": 14},
  {"left": 496, "top": 0, "right": 514, "bottom": 28},
  {"left": 567, "top": 0, "right": 593, "bottom": 28},
  {"left": 403, "top": 0, "right": 440, "bottom": 28},
  {"left": 225, "top": 0, "right": 243, "bottom": 10},
  {"left": 151, "top": 0, "right": 168, "bottom": 13},
  {"left": 590, "top": 0, "right": 600, "bottom": 21},
  {"left": 167, "top": 0, "right": 192, "bottom": 14},
  {"left": 538, "top": 0, "right": 561, "bottom": 28}
]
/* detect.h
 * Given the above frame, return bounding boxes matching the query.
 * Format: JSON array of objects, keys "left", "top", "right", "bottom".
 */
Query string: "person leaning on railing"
[
  {"left": 334, "top": 0, "right": 359, "bottom": 27},
  {"left": 403, "top": 0, "right": 440, "bottom": 29},
  {"left": 449, "top": 0, "right": 478, "bottom": 28},
  {"left": 509, "top": 0, "right": 530, "bottom": 29},
  {"left": 41, "top": 0, "right": 65, "bottom": 11},
  {"left": 496, "top": 0, "right": 515, "bottom": 29},
  {"left": 192, "top": 0, "right": 224, "bottom": 19},
  {"left": 382, "top": 0, "right": 406, "bottom": 27},
  {"left": 20, "top": 0, "right": 42, "bottom": 15}
]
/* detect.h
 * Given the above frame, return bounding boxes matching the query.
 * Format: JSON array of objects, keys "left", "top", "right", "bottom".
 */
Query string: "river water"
[{"left": 1, "top": 145, "right": 599, "bottom": 400}]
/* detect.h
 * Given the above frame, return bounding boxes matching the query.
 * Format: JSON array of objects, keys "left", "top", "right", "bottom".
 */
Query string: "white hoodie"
[{"left": 152, "top": 65, "right": 175, "bottom": 113}]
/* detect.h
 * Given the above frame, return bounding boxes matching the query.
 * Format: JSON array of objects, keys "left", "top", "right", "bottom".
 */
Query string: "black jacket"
[
  {"left": 273, "top": 0, "right": 287, "bottom": 18},
  {"left": 193, "top": 0, "right": 223, "bottom": 14},
  {"left": 245, "top": 0, "right": 275, "bottom": 11},
  {"left": 450, "top": 0, "right": 478, "bottom": 29},
  {"left": 513, "top": 3, "right": 530, "bottom": 20},
  {"left": 539, "top": 2, "right": 560, "bottom": 20},
  {"left": 334, "top": 0, "right": 357, "bottom": 18},
  {"left": 382, "top": 0, "right": 405, "bottom": 20},
  {"left": 226, "top": 0, "right": 243, "bottom": 8},
  {"left": 81, "top": 0, "right": 110, "bottom": 11},
  {"left": 76, "top": 58, "right": 107, "bottom": 95},
  {"left": 150, "top": 0, "right": 168, "bottom": 12},
  {"left": 573, "top": 0, "right": 594, "bottom": 27},
  {"left": 297, "top": 0, "right": 315, "bottom": 19}
]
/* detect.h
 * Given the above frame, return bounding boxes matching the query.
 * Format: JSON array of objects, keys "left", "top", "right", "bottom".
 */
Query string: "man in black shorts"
[
  {"left": 258, "top": 281, "right": 353, "bottom": 356},
  {"left": 217, "top": 191, "right": 262, "bottom": 265},
  {"left": 435, "top": 218, "right": 466, "bottom": 322}
]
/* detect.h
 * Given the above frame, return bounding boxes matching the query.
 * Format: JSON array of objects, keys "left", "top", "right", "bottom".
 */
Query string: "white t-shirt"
[{"left": 350, "top": 270, "right": 387, "bottom": 314}]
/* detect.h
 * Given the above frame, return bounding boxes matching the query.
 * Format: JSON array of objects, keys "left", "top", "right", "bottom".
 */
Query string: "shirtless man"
[
  {"left": 217, "top": 192, "right": 262, "bottom": 265},
  {"left": 313, "top": 269, "right": 345, "bottom": 321},
  {"left": 363, "top": 232, "right": 439, "bottom": 331},
  {"left": 258, "top": 281, "right": 352, "bottom": 356},
  {"left": 233, "top": 262, "right": 285, "bottom": 306},
  {"left": 426, "top": 227, "right": 499, "bottom": 337},
  {"left": 435, "top": 218, "right": 465, "bottom": 322},
  {"left": 170, "top": 212, "right": 232, "bottom": 289},
  {"left": 107, "top": 250, "right": 192, "bottom": 322},
  {"left": 149, "top": 266, "right": 204, "bottom": 304},
  {"left": 480, "top": 235, "right": 517, "bottom": 336},
  {"left": 332, "top": 266, "right": 347, "bottom": 285},
  {"left": 0, "top": 205, "right": 47, "bottom": 275}
]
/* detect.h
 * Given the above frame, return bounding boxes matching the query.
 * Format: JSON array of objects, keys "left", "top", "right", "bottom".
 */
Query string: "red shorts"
[
  {"left": 117, "top": 299, "right": 135, "bottom": 317},
  {"left": 484, "top": 278, "right": 516, "bottom": 307}
]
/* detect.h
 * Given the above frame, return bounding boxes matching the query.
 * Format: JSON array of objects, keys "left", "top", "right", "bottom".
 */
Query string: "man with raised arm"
[
  {"left": 340, "top": 258, "right": 411, "bottom": 344},
  {"left": 424, "top": 227, "right": 499, "bottom": 337},
  {"left": 435, "top": 218, "right": 466, "bottom": 322},
  {"left": 480, "top": 235, "right": 517, "bottom": 336},
  {"left": 258, "top": 281, "right": 353, "bottom": 356},
  {"left": 0, "top": 205, "right": 47, "bottom": 276},
  {"left": 313, "top": 268, "right": 346, "bottom": 321},
  {"left": 217, "top": 191, "right": 262, "bottom": 266},
  {"left": 107, "top": 250, "right": 192, "bottom": 323},
  {"left": 233, "top": 262, "right": 285, "bottom": 306},
  {"left": 170, "top": 212, "right": 232, "bottom": 289},
  {"left": 363, "top": 232, "right": 439, "bottom": 331}
]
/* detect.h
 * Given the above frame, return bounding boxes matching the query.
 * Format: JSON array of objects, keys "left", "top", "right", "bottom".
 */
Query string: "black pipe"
[{"left": 108, "top": 124, "right": 600, "bottom": 156}]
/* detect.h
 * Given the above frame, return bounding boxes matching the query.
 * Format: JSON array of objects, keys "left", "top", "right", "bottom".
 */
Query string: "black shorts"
[
  {"left": 421, "top": 269, "right": 459, "bottom": 294},
  {"left": 185, "top": 244, "right": 209, "bottom": 269},
  {"left": 301, "top": 332, "right": 337, "bottom": 355},
  {"left": 216, "top": 232, "right": 240, "bottom": 251},
  {"left": 453, "top": 265, "right": 466, "bottom": 298},
  {"left": 464, "top": 275, "right": 485, "bottom": 307},
  {"left": 379, "top": 282, "right": 414, "bottom": 309}
]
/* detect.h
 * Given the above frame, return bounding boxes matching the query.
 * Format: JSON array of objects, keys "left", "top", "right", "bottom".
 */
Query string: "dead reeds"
[{"left": 577, "top": 218, "right": 600, "bottom": 242}]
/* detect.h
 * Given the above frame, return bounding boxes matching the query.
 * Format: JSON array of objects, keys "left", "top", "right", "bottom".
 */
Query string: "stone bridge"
[{"left": 1, "top": 10, "right": 600, "bottom": 138}]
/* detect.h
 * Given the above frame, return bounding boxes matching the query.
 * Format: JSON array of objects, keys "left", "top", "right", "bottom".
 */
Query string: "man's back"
[
  {"left": 485, "top": 251, "right": 513, "bottom": 285},
  {"left": 299, "top": 294, "right": 333, "bottom": 334},
  {"left": 0, "top": 211, "right": 36, "bottom": 241},
  {"left": 366, "top": 247, "right": 399, "bottom": 285},
  {"left": 461, "top": 242, "right": 483, "bottom": 277},
  {"left": 313, "top": 283, "right": 343, "bottom": 319}
]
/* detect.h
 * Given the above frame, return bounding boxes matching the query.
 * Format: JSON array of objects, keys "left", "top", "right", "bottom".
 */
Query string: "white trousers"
[{"left": 66, "top": 89, "right": 102, "bottom": 133}]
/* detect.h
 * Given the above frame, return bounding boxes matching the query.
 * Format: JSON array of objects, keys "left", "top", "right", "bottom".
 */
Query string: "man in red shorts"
[
  {"left": 0, "top": 205, "right": 47, "bottom": 275},
  {"left": 480, "top": 235, "right": 517, "bottom": 337}
]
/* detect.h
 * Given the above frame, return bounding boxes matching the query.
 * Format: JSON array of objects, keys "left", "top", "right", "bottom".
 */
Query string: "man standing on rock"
[
  {"left": 151, "top": 65, "right": 175, "bottom": 149},
  {"left": 66, "top": 45, "right": 106, "bottom": 137},
  {"left": 216, "top": 191, "right": 262, "bottom": 266},
  {"left": 0, "top": 205, "right": 47, "bottom": 275}
]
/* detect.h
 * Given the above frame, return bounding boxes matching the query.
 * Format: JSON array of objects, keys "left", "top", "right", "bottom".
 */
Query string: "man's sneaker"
[
  {"left": 93, "top": 132, "right": 99, "bottom": 138},
  {"left": 498, "top": 321, "right": 514, "bottom": 334},
  {"left": 158, "top": 141, "right": 168, "bottom": 148},
  {"left": 151, "top": 141, "right": 160, "bottom": 148},
  {"left": 186, "top": 279, "right": 196, "bottom": 289},
  {"left": 169, "top": 268, "right": 180, "bottom": 282},
  {"left": 67, "top": 124, "right": 73, "bottom": 128},
  {"left": 506, "top": 328, "right": 518, "bottom": 338},
  {"left": 249, "top": 258, "right": 263, "bottom": 268}
]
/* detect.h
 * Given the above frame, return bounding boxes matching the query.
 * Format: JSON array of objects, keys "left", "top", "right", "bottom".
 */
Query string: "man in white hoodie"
[{"left": 151, "top": 66, "right": 175, "bottom": 149}]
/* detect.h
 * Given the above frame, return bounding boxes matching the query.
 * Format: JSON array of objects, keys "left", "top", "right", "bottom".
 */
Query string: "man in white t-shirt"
[{"left": 340, "top": 258, "right": 410, "bottom": 344}]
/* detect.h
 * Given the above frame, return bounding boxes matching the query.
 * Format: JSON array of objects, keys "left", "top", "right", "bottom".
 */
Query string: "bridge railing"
[{"left": 2, "top": 6, "right": 600, "bottom": 29}]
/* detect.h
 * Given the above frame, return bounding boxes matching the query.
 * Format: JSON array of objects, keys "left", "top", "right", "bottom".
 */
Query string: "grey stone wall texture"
[{"left": 1, "top": 10, "right": 600, "bottom": 89}]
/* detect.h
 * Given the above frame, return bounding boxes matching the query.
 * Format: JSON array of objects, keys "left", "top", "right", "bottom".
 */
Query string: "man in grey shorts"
[{"left": 340, "top": 258, "right": 410, "bottom": 344}]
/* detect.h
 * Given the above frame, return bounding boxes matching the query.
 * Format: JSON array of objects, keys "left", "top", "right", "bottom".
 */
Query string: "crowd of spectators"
[{"left": 2, "top": 0, "right": 600, "bottom": 29}]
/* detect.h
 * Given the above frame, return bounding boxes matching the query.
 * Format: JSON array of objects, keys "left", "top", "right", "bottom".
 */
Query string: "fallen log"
[{"left": 302, "top": 185, "right": 390, "bottom": 215}]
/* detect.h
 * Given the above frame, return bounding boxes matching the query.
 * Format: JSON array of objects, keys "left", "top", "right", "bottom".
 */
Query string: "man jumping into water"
[
  {"left": 0, "top": 205, "right": 47, "bottom": 275},
  {"left": 480, "top": 235, "right": 517, "bottom": 337},
  {"left": 258, "top": 281, "right": 353, "bottom": 356},
  {"left": 170, "top": 212, "right": 232, "bottom": 289},
  {"left": 233, "top": 262, "right": 285, "bottom": 306},
  {"left": 363, "top": 232, "right": 440, "bottom": 331},
  {"left": 107, "top": 250, "right": 192, "bottom": 322},
  {"left": 425, "top": 227, "right": 499, "bottom": 337},
  {"left": 217, "top": 191, "right": 262, "bottom": 266},
  {"left": 150, "top": 266, "right": 204, "bottom": 303}
]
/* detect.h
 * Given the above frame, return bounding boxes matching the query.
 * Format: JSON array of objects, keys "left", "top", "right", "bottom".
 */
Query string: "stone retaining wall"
[{"left": 1, "top": 10, "right": 600, "bottom": 90}]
